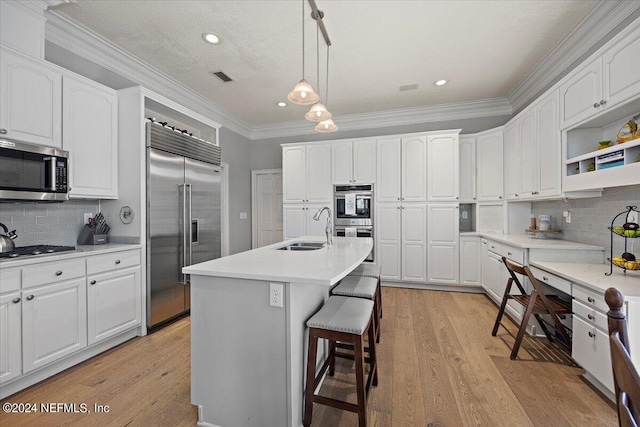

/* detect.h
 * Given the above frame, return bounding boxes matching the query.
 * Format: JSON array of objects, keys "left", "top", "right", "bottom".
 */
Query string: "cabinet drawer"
[
  {"left": 22, "top": 259, "right": 85, "bottom": 289},
  {"left": 573, "top": 299, "right": 608, "bottom": 331},
  {"left": 572, "top": 316, "right": 614, "bottom": 392},
  {"left": 0, "top": 267, "right": 20, "bottom": 293},
  {"left": 501, "top": 245, "right": 524, "bottom": 264},
  {"left": 486, "top": 241, "right": 503, "bottom": 255},
  {"left": 87, "top": 250, "right": 140, "bottom": 276},
  {"left": 529, "top": 266, "right": 571, "bottom": 295},
  {"left": 572, "top": 285, "right": 607, "bottom": 313}
]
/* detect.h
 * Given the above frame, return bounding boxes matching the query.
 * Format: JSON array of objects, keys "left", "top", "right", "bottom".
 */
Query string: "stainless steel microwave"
[{"left": 0, "top": 139, "right": 69, "bottom": 201}]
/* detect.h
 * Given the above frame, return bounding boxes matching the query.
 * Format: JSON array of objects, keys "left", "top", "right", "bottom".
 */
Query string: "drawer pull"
[
  {"left": 588, "top": 314, "right": 595, "bottom": 320},
  {"left": 588, "top": 331, "right": 595, "bottom": 338},
  {"left": 508, "top": 252, "right": 512, "bottom": 256},
  {"left": 90, "top": 280, "right": 97, "bottom": 285},
  {"left": 26, "top": 295, "right": 34, "bottom": 301},
  {"left": 115, "top": 260, "right": 121, "bottom": 265},
  {"left": 12, "top": 297, "right": 21, "bottom": 304},
  {"left": 542, "top": 276, "right": 549, "bottom": 281},
  {"left": 491, "top": 246, "right": 495, "bottom": 249},
  {"left": 55, "top": 271, "right": 63, "bottom": 276},
  {"left": 587, "top": 297, "right": 595, "bottom": 303}
]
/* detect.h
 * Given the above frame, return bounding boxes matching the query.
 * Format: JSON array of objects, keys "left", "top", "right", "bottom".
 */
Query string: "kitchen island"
[{"left": 183, "top": 236, "right": 373, "bottom": 427}]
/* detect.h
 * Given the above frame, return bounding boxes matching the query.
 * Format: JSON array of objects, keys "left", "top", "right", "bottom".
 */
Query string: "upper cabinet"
[
  {"left": 282, "top": 143, "right": 331, "bottom": 203},
  {"left": 0, "top": 48, "right": 62, "bottom": 148},
  {"left": 503, "top": 121, "right": 520, "bottom": 200},
  {"left": 427, "top": 132, "right": 460, "bottom": 202},
  {"left": 63, "top": 75, "right": 118, "bottom": 199},
  {"left": 476, "top": 128, "right": 504, "bottom": 202},
  {"left": 459, "top": 136, "right": 476, "bottom": 202},
  {"left": 375, "top": 138, "right": 401, "bottom": 201},
  {"left": 536, "top": 91, "right": 562, "bottom": 198},
  {"left": 331, "top": 139, "right": 376, "bottom": 184},
  {"left": 0, "top": 1, "right": 46, "bottom": 59},
  {"left": 376, "top": 135, "right": 427, "bottom": 202},
  {"left": 560, "top": 24, "right": 640, "bottom": 130}
]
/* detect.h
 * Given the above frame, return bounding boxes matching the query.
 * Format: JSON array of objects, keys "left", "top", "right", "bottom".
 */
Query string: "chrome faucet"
[{"left": 313, "top": 207, "right": 333, "bottom": 245}]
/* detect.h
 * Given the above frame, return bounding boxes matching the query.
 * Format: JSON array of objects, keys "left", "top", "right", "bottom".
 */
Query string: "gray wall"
[
  {"left": 220, "top": 127, "right": 252, "bottom": 255},
  {"left": 531, "top": 185, "right": 640, "bottom": 257}
]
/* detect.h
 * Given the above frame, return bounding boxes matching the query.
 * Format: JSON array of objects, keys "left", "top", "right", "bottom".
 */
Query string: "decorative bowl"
[{"left": 597, "top": 140, "right": 611, "bottom": 150}]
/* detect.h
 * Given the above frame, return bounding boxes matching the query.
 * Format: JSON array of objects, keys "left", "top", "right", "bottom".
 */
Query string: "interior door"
[{"left": 254, "top": 171, "right": 283, "bottom": 247}]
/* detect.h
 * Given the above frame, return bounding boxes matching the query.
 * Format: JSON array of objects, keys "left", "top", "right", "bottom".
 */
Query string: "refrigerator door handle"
[
  {"left": 179, "top": 183, "right": 189, "bottom": 285},
  {"left": 186, "top": 183, "right": 193, "bottom": 283}
]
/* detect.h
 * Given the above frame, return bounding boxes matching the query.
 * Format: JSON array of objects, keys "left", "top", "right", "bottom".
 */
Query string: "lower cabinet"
[
  {"left": 0, "top": 292, "right": 22, "bottom": 384},
  {"left": 459, "top": 236, "right": 481, "bottom": 286},
  {"left": 22, "top": 278, "right": 87, "bottom": 373},
  {"left": 427, "top": 204, "right": 459, "bottom": 284}
]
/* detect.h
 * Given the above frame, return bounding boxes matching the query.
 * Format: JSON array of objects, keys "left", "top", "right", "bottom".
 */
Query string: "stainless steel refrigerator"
[{"left": 146, "top": 122, "right": 221, "bottom": 329}]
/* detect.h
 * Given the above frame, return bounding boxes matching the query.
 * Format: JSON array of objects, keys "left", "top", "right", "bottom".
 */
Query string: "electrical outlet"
[
  {"left": 84, "top": 213, "right": 93, "bottom": 224},
  {"left": 269, "top": 283, "right": 284, "bottom": 308},
  {"left": 563, "top": 210, "right": 571, "bottom": 223},
  {"left": 628, "top": 211, "right": 639, "bottom": 224}
]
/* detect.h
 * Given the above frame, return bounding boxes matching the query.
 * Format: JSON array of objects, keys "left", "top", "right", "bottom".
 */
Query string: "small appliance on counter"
[
  {"left": 77, "top": 212, "right": 110, "bottom": 245},
  {"left": 0, "top": 222, "right": 18, "bottom": 253}
]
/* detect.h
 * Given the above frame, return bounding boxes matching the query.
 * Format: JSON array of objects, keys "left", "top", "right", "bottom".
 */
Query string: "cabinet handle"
[
  {"left": 515, "top": 194, "right": 518, "bottom": 197},
  {"left": 499, "top": 196, "right": 503, "bottom": 199},
  {"left": 455, "top": 196, "right": 459, "bottom": 200},
  {"left": 588, "top": 331, "right": 595, "bottom": 338},
  {"left": 593, "top": 102, "right": 599, "bottom": 108},
  {"left": 482, "top": 241, "right": 487, "bottom": 245},
  {"left": 55, "top": 271, "right": 63, "bottom": 276},
  {"left": 12, "top": 297, "right": 21, "bottom": 304},
  {"left": 588, "top": 314, "right": 595, "bottom": 320},
  {"left": 397, "top": 206, "right": 400, "bottom": 210},
  {"left": 588, "top": 297, "right": 595, "bottom": 303},
  {"left": 542, "top": 276, "right": 548, "bottom": 281},
  {"left": 508, "top": 252, "right": 512, "bottom": 256},
  {"left": 90, "top": 280, "right": 97, "bottom": 285},
  {"left": 26, "top": 295, "right": 34, "bottom": 301},
  {"left": 491, "top": 245, "right": 495, "bottom": 249},
  {"left": 473, "top": 197, "right": 476, "bottom": 200},
  {"left": 115, "top": 260, "right": 121, "bottom": 265},
  {"left": 0, "top": 129, "right": 6, "bottom": 134},
  {"left": 397, "top": 198, "right": 400, "bottom": 201},
  {"left": 599, "top": 99, "right": 606, "bottom": 106}
]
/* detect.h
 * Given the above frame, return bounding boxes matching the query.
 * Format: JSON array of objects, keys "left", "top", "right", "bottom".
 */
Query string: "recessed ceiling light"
[
  {"left": 434, "top": 79, "right": 448, "bottom": 86},
  {"left": 277, "top": 101, "right": 287, "bottom": 107},
  {"left": 202, "top": 32, "right": 221, "bottom": 45}
]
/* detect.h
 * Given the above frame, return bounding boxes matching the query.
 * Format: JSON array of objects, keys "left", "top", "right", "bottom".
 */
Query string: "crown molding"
[
  {"left": 44, "top": 10, "right": 252, "bottom": 139},
  {"left": 508, "top": 0, "right": 640, "bottom": 113},
  {"left": 250, "top": 98, "right": 512, "bottom": 140}
]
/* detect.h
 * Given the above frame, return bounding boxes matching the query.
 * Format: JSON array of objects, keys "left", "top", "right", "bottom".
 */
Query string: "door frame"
[{"left": 251, "top": 168, "right": 283, "bottom": 249}]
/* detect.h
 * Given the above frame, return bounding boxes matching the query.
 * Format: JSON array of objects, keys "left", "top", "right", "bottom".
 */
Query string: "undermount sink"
[{"left": 277, "top": 242, "right": 326, "bottom": 251}]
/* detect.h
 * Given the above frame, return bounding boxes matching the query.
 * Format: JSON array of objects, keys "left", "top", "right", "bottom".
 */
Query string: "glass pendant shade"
[
  {"left": 315, "top": 118, "right": 338, "bottom": 133},
  {"left": 287, "top": 79, "right": 319, "bottom": 106},
  {"left": 305, "top": 102, "right": 332, "bottom": 122}
]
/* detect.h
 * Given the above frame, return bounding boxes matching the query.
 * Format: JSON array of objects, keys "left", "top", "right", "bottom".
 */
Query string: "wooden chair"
[
  {"left": 606, "top": 287, "right": 640, "bottom": 427},
  {"left": 491, "top": 257, "right": 572, "bottom": 360}
]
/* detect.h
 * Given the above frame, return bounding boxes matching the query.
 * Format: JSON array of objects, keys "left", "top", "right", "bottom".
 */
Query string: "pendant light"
[
  {"left": 306, "top": 23, "right": 331, "bottom": 122},
  {"left": 315, "top": 44, "right": 338, "bottom": 132},
  {"left": 288, "top": 0, "right": 319, "bottom": 106}
]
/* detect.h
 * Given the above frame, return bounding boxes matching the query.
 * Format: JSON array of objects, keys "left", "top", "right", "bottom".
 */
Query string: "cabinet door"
[
  {"left": 63, "top": 75, "right": 118, "bottom": 199},
  {"left": 305, "top": 203, "right": 328, "bottom": 238},
  {"left": 602, "top": 27, "right": 640, "bottom": 109},
  {"left": 459, "top": 136, "right": 476, "bottom": 202},
  {"left": 536, "top": 90, "right": 561, "bottom": 198},
  {"left": 0, "top": 292, "right": 22, "bottom": 384},
  {"left": 503, "top": 121, "right": 521, "bottom": 200},
  {"left": 427, "top": 134, "right": 459, "bottom": 202},
  {"left": 402, "top": 203, "right": 426, "bottom": 282},
  {"left": 519, "top": 108, "right": 537, "bottom": 198},
  {"left": 0, "top": 48, "right": 62, "bottom": 147},
  {"left": 332, "top": 141, "right": 353, "bottom": 184},
  {"left": 559, "top": 58, "right": 602, "bottom": 129},
  {"left": 283, "top": 205, "right": 306, "bottom": 239},
  {"left": 87, "top": 266, "right": 141, "bottom": 345},
  {"left": 282, "top": 146, "right": 306, "bottom": 203},
  {"left": 352, "top": 139, "right": 376, "bottom": 184},
  {"left": 306, "top": 144, "right": 331, "bottom": 203},
  {"left": 476, "top": 130, "right": 504, "bottom": 201},
  {"left": 401, "top": 136, "right": 427, "bottom": 202},
  {"left": 376, "top": 203, "right": 401, "bottom": 280},
  {"left": 427, "top": 204, "right": 459, "bottom": 284},
  {"left": 480, "top": 240, "right": 490, "bottom": 291},
  {"left": 22, "top": 278, "right": 87, "bottom": 373},
  {"left": 376, "top": 138, "right": 401, "bottom": 202},
  {"left": 572, "top": 316, "right": 614, "bottom": 392},
  {"left": 459, "top": 237, "right": 480, "bottom": 286}
]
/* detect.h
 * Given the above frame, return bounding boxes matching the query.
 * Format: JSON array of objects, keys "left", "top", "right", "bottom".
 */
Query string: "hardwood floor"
[{"left": 0, "top": 288, "right": 617, "bottom": 426}]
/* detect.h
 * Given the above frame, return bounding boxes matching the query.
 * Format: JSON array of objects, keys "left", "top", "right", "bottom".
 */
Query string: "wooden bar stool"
[
  {"left": 331, "top": 275, "right": 381, "bottom": 342},
  {"left": 304, "top": 296, "right": 378, "bottom": 427},
  {"left": 348, "top": 264, "right": 382, "bottom": 319}
]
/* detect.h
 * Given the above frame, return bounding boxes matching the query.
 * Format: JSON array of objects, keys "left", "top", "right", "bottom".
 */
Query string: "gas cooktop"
[{"left": 0, "top": 245, "right": 77, "bottom": 259}]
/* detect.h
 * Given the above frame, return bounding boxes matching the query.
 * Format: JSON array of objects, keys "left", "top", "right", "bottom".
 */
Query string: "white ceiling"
[{"left": 54, "top": 0, "right": 601, "bottom": 129}]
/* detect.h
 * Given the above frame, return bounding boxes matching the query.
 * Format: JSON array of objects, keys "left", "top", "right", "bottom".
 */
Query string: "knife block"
[{"left": 77, "top": 225, "right": 107, "bottom": 245}]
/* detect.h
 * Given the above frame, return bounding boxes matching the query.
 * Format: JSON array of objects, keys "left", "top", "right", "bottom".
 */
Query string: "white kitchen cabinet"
[
  {"left": 283, "top": 204, "right": 327, "bottom": 240},
  {"left": 602, "top": 25, "right": 640, "bottom": 109},
  {"left": 401, "top": 136, "right": 427, "bottom": 202},
  {"left": 559, "top": 58, "right": 602, "bottom": 130},
  {"left": 63, "top": 75, "right": 118, "bottom": 199},
  {"left": 476, "top": 128, "right": 503, "bottom": 202},
  {"left": 572, "top": 316, "right": 614, "bottom": 392},
  {"left": 401, "top": 203, "right": 427, "bottom": 282},
  {"left": 376, "top": 137, "right": 402, "bottom": 202},
  {"left": 282, "top": 144, "right": 331, "bottom": 203},
  {"left": 503, "top": 121, "right": 520, "bottom": 200},
  {"left": 332, "top": 139, "right": 376, "bottom": 184},
  {"left": 459, "top": 136, "right": 476, "bottom": 202},
  {"left": 22, "top": 278, "right": 87, "bottom": 373},
  {"left": 0, "top": 47, "right": 62, "bottom": 147},
  {"left": 0, "top": 1, "right": 46, "bottom": 59},
  {"left": 427, "top": 204, "right": 459, "bottom": 284},
  {"left": 459, "top": 236, "right": 481, "bottom": 287},
  {"left": 376, "top": 203, "right": 402, "bottom": 280},
  {"left": 519, "top": 108, "right": 537, "bottom": 198},
  {"left": 535, "top": 90, "right": 561, "bottom": 198},
  {"left": 0, "top": 292, "right": 22, "bottom": 384},
  {"left": 427, "top": 133, "right": 459, "bottom": 202}
]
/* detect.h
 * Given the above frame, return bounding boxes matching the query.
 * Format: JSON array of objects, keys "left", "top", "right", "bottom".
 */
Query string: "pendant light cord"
[
  {"left": 301, "top": 0, "right": 305, "bottom": 79},
  {"left": 316, "top": 23, "right": 320, "bottom": 97},
  {"left": 325, "top": 45, "right": 330, "bottom": 106}
]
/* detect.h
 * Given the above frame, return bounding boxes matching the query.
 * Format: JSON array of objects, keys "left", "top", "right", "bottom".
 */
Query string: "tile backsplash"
[
  {"left": 0, "top": 200, "right": 99, "bottom": 247},
  {"left": 531, "top": 185, "right": 640, "bottom": 257}
]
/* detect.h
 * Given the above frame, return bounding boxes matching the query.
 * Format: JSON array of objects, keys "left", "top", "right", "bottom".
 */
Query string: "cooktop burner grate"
[{"left": 0, "top": 245, "right": 77, "bottom": 259}]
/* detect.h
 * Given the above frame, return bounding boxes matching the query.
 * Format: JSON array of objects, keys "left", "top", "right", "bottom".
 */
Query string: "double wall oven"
[{"left": 334, "top": 184, "right": 374, "bottom": 262}]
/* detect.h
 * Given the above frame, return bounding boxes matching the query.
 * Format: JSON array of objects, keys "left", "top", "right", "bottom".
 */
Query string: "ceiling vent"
[
  {"left": 210, "top": 70, "right": 233, "bottom": 83},
  {"left": 399, "top": 83, "right": 419, "bottom": 91}
]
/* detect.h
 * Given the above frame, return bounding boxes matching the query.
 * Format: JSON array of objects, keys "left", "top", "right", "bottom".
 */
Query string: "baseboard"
[{"left": 381, "top": 281, "right": 484, "bottom": 294}]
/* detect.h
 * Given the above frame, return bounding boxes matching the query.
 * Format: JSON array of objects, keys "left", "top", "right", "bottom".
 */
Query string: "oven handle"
[{"left": 44, "top": 156, "right": 57, "bottom": 191}]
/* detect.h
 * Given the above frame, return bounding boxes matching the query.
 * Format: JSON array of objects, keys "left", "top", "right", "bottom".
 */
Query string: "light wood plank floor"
[{"left": 0, "top": 288, "right": 617, "bottom": 426}]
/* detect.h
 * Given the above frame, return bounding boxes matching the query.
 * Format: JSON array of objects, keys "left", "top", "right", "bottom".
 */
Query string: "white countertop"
[
  {"left": 477, "top": 233, "right": 605, "bottom": 251},
  {"left": 183, "top": 236, "right": 373, "bottom": 286},
  {"left": 0, "top": 243, "right": 141, "bottom": 268},
  {"left": 530, "top": 261, "right": 640, "bottom": 297}
]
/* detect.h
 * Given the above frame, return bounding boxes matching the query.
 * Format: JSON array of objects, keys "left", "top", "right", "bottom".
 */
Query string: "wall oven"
[
  {"left": 334, "top": 184, "right": 374, "bottom": 262},
  {"left": 335, "top": 226, "right": 374, "bottom": 262},
  {"left": 0, "top": 139, "right": 69, "bottom": 201}
]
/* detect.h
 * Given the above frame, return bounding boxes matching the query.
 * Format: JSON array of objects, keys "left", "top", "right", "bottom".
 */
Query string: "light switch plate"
[{"left": 239, "top": 212, "right": 247, "bottom": 220}]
